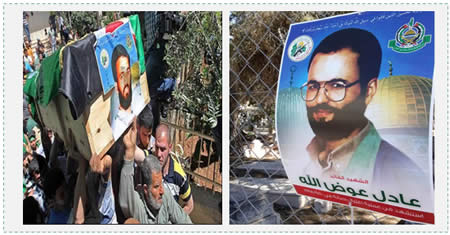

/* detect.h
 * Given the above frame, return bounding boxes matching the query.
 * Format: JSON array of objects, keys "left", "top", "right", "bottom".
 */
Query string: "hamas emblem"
[
  {"left": 100, "top": 49, "right": 109, "bottom": 69},
  {"left": 388, "top": 18, "right": 432, "bottom": 53},
  {"left": 288, "top": 35, "right": 313, "bottom": 62},
  {"left": 126, "top": 35, "right": 133, "bottom": 49}
]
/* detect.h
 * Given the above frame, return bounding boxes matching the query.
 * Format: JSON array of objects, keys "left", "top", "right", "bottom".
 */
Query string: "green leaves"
[
  {"left": 70, "top": 12, "right": 99, "bottom": 36},
  {"left": 165, "top": 12, "right": 222, "bottom": 134}
]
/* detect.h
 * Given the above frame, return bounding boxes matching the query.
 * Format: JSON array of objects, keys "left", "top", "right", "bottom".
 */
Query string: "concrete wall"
[
  {"left": 25, "top": 11, "right": 51, "bottom": 42},
  {"left": 27, "top": 11, "right": 50, "bottom": 33}
]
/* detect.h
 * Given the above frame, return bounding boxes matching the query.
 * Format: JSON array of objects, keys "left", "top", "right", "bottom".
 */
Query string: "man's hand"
[
  {"left": 123, "top": 118, "right": 137, "bottom": 161},
  {"left": 89, "top": 153, "right": 112, "bottom": 175},
  {"left": 23, "top": 143, "right": 32, "bottom": 154},
  {"left": 134, "top": 148, "right": 146, "bottom": 165},
  {"left": 24, "top": 187, "right": 34, "bottom": 198},
  {"left": 183, "top": 196, "right": 194, "bottom": 215},
  {"left": 23, "top": 134, "right": 32, "bottom": 153}
]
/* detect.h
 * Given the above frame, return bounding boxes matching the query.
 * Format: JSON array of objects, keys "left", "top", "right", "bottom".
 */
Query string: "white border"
[
  {"left": 276, "top": 10, "right": 436, "bottom": 221},
  {"left": 0, "top": 0, "right": 448, "bottom": 234}
]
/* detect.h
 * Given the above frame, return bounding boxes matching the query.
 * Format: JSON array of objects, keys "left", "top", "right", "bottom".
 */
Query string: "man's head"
[
  {"left": 44, "top": 167, "right": 66, "bottom": 211},
  {"left": 28, "top": 158, "right": 40, "bottom": 184},
  {"left": 155, "top": 124, "right": 172, "bottom": 168},
  {"left": 23, "top": 196, "right": 44, "bottom": 224},
  {"left": 29, "top": 135, "right": 37, "bottom": 151},
  {"left": 46, "top": 128, "right": 54, "bottom": 143},
  {"left": 305, "top": 28, "right": 381, "bottom": 140},
  {"left": 141, "top": 155, "right": 164, "bottom": 211},
  {"left": 23, "top": 152, "right": 33, "bottom": 169},
  {"left": 137, "top": 105, "right": 154, "bottom": 149},
  {"left": 112, "top": 45, "right": 132, "bottom": 110}
]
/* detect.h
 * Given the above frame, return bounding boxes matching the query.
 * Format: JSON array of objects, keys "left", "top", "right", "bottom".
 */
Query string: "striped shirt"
[{"left": 163, "top": 156, "right": 192, "bottom": 202}]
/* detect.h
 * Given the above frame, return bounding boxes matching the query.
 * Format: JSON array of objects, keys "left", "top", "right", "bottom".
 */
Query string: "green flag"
[{"left": 129, "top": 15, "right": 146, "bottom": 75}]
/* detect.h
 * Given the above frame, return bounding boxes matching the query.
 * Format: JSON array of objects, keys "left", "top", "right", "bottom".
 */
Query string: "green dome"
[
  {"left": 276, "top": 87, "right": 313, "bottom": 146},
  {"left": 365, "top": 75, "right": 432, "bottom": 129}
]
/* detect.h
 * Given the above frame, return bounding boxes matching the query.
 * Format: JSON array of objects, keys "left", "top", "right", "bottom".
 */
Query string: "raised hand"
[{"left": 123, "top": 118, "right": 137, "bottom": 161}]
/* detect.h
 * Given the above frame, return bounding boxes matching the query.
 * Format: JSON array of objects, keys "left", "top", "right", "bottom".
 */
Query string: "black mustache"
[{"left": 308, "top": 103, "right": 340, "bottom": 113}]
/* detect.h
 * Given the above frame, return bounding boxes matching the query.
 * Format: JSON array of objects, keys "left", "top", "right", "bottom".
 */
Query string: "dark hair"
[
  {"left": 28, "top": 158, "right": 40, "bottom": 175},
  {"left": 106, "top": 136, "right": 125, "bottom": 161},
  {"left": 141, "top": 155, "right": 162, "bottom": 187},
  {"left": 307, "top": 28, "right": 382, "bottom": 88},
  {"left": 84, "top": 170, "right": 102, "bottom": 224},
  {"left": 43, "top": 167, "right": 65, "bottom": 200},
  {"left": 111, "top": 44, "right": 130, "bottom": 83},
  {"left": 23, "top": 196, "right": 44, "bottom": 224},
  {"left": 137, "top": 105, "right": 154, "bottom": 129},
  {"left": 32, "top": 152, "right": 48, "bottom": 179},
  {"left": 23, "top": 152, "right": 32, "bottom": 161}
]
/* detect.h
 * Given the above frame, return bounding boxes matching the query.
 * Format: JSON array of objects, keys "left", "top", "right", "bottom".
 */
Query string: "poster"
[
  {"left": 276, "top": 11, "right": 434, "bottom": 223},
  {"left": 94, "top": 21, "right": 147, "bottom": 140}
]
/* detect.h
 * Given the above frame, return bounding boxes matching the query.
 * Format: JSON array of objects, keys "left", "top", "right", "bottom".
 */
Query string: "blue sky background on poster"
[
  {"left": 94, "top": 22, "right": 139, "bottom": 95},
  {"left": 279, "top": 11, "right": 434, "bottom": 91},
  {"left": 275, "top": 11, "right": 435, "bottom": 223}
]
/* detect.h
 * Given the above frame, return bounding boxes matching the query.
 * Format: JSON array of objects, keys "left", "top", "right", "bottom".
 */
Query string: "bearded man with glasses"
[{"left": 301, "top": 28, "right": 426, "bottom": 194}]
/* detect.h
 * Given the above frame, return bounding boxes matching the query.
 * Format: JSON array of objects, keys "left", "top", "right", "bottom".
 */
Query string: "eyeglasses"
[{"left": 300, "top": 80, "right": 360, "bottom": 102}]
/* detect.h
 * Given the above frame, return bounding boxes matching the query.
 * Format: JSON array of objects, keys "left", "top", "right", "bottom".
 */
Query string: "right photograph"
[{"left": 230, "top": 11, "right": 435, "bottom": 225}]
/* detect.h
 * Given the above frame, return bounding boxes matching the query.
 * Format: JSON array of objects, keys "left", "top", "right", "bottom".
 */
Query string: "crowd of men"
[
  {"left": 22, "top": 16, "right": 76, "bottom": 224},
  {"left": 23, "top": 104, "right": 194, "bottom": 224},
  {"left": 23, "top": 11, "right": 193, "bottom": 225},
  {"left": 23, "top": 12, "right": 74, "bottom": 77}
]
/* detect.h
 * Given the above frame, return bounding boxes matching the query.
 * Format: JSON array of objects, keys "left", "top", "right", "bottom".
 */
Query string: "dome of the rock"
[{"left": 366, "top": 75, "right": 432, "bottom": 130}]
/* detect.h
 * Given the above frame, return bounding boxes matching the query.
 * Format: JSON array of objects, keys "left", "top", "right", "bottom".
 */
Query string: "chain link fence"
[{"left": 229, "top": 11, "right": 402, "bottom": 225}]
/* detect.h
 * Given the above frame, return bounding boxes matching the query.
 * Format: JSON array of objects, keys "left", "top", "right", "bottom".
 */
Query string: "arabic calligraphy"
[
  {"left": 298, "top": 175, "right": 421, "bottom": 207},
  {"left": 372, "top": 190, "right": 421, "bottom": 207},
  {"left": 330, "top": 175, "right": 369, "bottom": 184},
  {"left": 300, "top": 12, "right": 413, "bottom": 33},
  {"left": 346, "top": 177, "right": 368, "bottom": 184}
]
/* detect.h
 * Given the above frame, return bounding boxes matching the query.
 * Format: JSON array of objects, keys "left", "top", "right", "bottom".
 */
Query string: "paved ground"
[{"left": 189, "top": 184, "right": 222, "bottom": 224}]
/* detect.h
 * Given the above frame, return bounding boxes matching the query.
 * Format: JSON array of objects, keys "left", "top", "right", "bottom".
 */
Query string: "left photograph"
[{"left": 22, "top": 11, "right": 222, "bottom": 224}]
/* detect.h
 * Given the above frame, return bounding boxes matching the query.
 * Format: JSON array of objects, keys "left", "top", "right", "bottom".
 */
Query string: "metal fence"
[
  {"left": 159, "top": 110, "right": 222, "bottom": 224},
  {"left": 163, "top": 111, "right": 222, "bottom": 194},
  {"left": 229, "top": 11, "right": 401, "bottom": 225}
]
